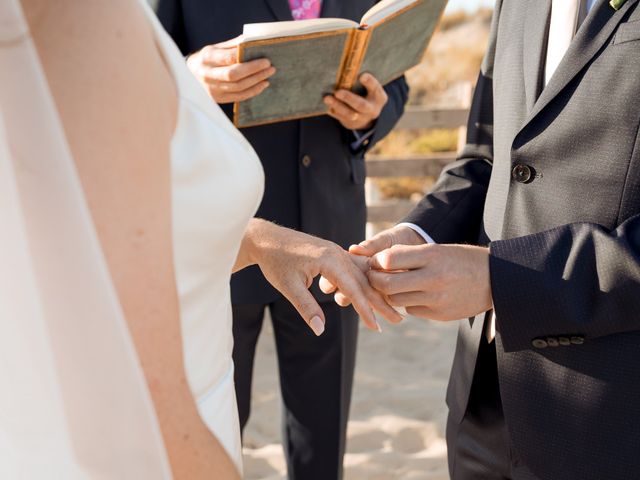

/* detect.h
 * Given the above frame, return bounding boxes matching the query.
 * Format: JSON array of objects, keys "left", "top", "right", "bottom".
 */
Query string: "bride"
[{"left": 0, "top": 0, "right": 401, "bottom": 478}]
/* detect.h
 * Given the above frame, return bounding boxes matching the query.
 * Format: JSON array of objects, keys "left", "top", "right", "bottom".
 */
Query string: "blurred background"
[{"left": 243, "top": 2, "right": 493, "bottom": 479}]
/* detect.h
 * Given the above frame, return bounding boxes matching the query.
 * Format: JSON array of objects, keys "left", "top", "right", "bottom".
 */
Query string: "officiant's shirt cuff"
[{"left": 350, "top": 127, "right": 376, "bottom": 152}]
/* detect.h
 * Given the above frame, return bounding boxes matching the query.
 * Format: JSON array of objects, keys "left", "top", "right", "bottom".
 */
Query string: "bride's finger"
[
  {"left": 361, "top": 281, "right": 404, "bottom": 324},
  {"left": 319, "top": 275, "right": 338, "bottom": 294},
  {"left": 328, "top": 259, "right": 403, "bottom": 325},
  {"left": 332, "top": 286, "right": 402, "bottom": 323},
  {"left": 341, "top": 262, "right": 403, "bottom": 325},
  {"left": 323, "top": 267, "right": 380, "bottom": 332},
  {"left": 279, "top": 278, "right": 326, "bottom": 336},
  {"left": 334, "top": 291, "right": 352, "bottom": 307}
]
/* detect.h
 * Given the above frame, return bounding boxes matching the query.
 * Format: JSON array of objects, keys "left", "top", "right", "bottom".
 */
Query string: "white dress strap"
[{"left": 0, "top": 0, "right": 171, "bottom": 477}]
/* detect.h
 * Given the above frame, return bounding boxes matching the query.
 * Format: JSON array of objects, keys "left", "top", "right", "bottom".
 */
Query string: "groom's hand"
[
  {"left": 187, "top": 36, "right": 276, "bottom": 104},
  {"left": 367, "top": 243, "right": 493, "bottom": 321},
  {"left": 349, "top": 224, "right": 426, "bottom": 257},
  {"left": 319, "top": 225, "right": 425, "bottom": 307}
]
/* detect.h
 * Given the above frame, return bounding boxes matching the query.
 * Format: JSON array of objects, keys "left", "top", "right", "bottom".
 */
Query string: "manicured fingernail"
[
  {"left": 393, "top": 306, "right": 407, "bottom": 317},
  {"left": 335, "top": 91, "right": 345, "bottom": 100},
  {"left": 310, "top": 316, "right": 325, "bottom": 336},
  {"left": 324, "top": 96, "right": 334, "bottom": 105}
]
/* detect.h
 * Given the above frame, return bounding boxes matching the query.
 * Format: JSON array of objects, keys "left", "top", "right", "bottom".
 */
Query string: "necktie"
[
  {"left": 544, "top": 0, "right": 587, "bottom": 85},
  {"left": 289, "top": 0, "right": 322, "bottom": 20}
]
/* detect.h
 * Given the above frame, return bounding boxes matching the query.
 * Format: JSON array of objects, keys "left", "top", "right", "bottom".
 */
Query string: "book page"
[
  {"left": 357, "top": 0, "right": 448, "bottom": 88},
  {"left": 236, "top": 30, "right": 351, "bottom": 127},
  {"left": 361, "top": 0, "right": 419, "bottom": 26},
  {"left": 242, "top": 18, "right": 357, "bottom": 43}
]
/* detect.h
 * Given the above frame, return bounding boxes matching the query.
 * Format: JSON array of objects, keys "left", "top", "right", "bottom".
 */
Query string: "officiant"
[{"left": 154, "top": 1, "right": 408, "bottom": 479}]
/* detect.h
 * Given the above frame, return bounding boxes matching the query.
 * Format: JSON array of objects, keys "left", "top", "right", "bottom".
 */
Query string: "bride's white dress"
[
  {"left": 0, "top": 0, "right": 263, "bottom": 476},
  {"left": 146, "top": 1, "right": 265, "bottom": 468}
]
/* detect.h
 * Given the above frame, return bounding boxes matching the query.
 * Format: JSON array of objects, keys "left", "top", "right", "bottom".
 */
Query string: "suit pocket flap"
[{"left": 613, "top": 20, "right": 640, "bottom": 45}]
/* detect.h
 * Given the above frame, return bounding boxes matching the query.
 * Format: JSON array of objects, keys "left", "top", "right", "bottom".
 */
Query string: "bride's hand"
[{"left": 235, "top": 219, "right": 402, "bottom": 335}]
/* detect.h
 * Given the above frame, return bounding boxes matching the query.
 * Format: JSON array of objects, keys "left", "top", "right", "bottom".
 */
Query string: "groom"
[{"left": 335, "top": 0, "right": 640, "bottom": 478}]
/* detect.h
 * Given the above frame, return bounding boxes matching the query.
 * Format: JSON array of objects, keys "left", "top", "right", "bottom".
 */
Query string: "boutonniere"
[{"left": 610, "top": 0, "right": 628, "bottom": 11}]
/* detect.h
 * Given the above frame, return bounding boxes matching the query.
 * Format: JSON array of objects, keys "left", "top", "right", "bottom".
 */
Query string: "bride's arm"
[
  {"left": 234, "top": 219, "right": 403, "bottom": 333},
  {"left": 22, "top": 0, "right": 239, "bottom": 478}
]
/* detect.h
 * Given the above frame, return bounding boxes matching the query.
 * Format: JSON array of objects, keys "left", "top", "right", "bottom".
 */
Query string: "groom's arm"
[
  {"left": 356, "top": 1, "right": 502, "bottom": 257},
  {"left": 400, "top": 0, "right": 501, "bottom": 244}
]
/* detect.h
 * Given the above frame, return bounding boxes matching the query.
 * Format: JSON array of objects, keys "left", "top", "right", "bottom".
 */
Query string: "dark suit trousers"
[
  {"left": 447, "top": 338, "right": 541, "bottom": 480},
  {"left": 232, "top": 297, "right": 358, "bottom": 480}
]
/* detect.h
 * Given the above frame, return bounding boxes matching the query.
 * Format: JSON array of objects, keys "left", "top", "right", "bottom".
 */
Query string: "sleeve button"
[
  {"left": 571, "top": 336, "right": 585, "bottom": 345},
  {"left": 546, "top": 337, "right": 559, "bottom": 347},
  {"left": 301, "top": 155, "right": 312, "bottom": 167},
  {"left": 532, "top": 338, "right": 549, "bottom": 349},
  {"left": 558, "top": 337, "right": 571, "bottom": 346}
]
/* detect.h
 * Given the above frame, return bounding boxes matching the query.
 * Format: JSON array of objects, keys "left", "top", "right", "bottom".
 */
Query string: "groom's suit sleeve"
[
  {"left": 401, "top": 2, "right": 501, "bottom": 244},
  {"left": 490, "top": 214, "right": 640, "bottom": 352},
  {"left": 406, "top": 0, "right": 640, "bottom": 352}
]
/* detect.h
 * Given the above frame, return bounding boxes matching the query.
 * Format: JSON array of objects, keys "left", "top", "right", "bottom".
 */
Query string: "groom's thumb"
[{"left": 349, "top": 232, "right": 392, "bottom": 257}]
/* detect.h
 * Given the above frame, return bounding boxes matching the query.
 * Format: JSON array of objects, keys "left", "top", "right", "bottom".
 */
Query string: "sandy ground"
[{"left": 242, "top": 314, "right": 458, "bottom": 480}]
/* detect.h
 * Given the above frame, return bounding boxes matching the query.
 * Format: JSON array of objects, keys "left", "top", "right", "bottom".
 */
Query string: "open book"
[{"left": 234, "top": 0, "right": 448, "bottom": 128}]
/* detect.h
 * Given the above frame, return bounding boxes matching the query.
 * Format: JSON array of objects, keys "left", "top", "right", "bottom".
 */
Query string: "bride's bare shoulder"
[
  {"left": 21, "top": 0, "right": 160, "bottom": 71},
  {"left": 21, "top": 0, "right": 176, "bottom": 162}
]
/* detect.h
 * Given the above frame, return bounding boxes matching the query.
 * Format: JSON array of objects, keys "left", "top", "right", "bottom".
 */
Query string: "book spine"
[
  {"left": 233, "top": 44, "right": 245, "bottom": 127},
  {"left": 336, "top": 28, "right": 371, "bottom": 91}
]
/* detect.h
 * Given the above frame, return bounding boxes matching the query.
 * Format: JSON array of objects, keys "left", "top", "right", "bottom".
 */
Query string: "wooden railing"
[{"left": 365, "top": 83, "right": 472, "bottom": 229}]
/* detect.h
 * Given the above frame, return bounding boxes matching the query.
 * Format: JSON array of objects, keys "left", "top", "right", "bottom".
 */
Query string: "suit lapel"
[
  {"left": 263, "top": 0, "right": 293, "bottom": 21},
  {"left": 522, "top": 0, "right": 639, "bottom": 129},
  {"left": 522, "top": 0, "right": 552, "bottom": 111}
]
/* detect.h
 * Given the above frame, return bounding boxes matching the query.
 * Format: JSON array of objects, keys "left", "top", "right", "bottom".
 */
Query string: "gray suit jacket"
[{"left": 405, "top": 0, "right": 640, "bottom": 478}]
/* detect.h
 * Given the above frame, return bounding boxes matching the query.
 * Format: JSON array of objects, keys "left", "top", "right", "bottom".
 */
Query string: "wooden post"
[
  {"left": 457, "top": 82, "right": 473, "bottom": 153},
  {"left": 365, "top": 177, "right": 382, "bottom": 238},
  {"left": 363, "top": 103, "right": 472, "bottom": 227}
]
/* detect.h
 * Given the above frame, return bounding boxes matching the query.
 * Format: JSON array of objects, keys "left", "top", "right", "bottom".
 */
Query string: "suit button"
[
  {"left": 512, "top": 164, "right": 533, "bottom": 183},
  {"left": 571, "top": 336, "right": 585, "bottom": 345},
  {"left": 546, "top": 337, "right": 559, "bottom": 347},
  {"left": 532, "top": 338, "right": 548, "bottom": 349},
  {"left": 558, "top": 337, "right": 571, "bottom": 346},
  {"left": 301, "top": 155, "right": 312, "bottom": 168}
]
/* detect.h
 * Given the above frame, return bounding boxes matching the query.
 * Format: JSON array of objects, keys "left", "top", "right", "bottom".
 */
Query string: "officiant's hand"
[
  {"left": 324, "top": 73, "right": 388, "bottom": 130},
  {"left": 187, "top": 36, "right": 276, "bottom": 104},
  {"left": 234, "top": 219, "right": 402, "bottom": 336}
]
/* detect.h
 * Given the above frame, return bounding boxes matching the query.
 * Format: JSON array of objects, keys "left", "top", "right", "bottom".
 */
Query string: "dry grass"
[
  {"left": 371, "top": 129, "right": 458, "bottom": 199},
  {"left": 438, "top": 7, "right": 493, "bottom": 32}
]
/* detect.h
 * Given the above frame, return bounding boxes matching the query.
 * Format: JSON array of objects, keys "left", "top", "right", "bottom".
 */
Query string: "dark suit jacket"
[
  {"left": 155, "top": 0, "right": 409, "bottom": 305},
  {"left": 405, "top": 1, "right": 640, "bottom": 478}
]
